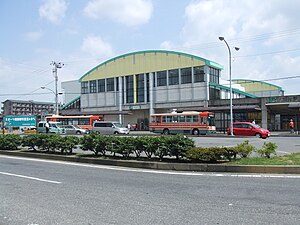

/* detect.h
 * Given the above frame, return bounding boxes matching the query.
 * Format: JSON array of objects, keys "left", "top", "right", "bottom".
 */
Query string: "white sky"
[{"left": 1, "top": 0, "right": 300, "bottom": 105}]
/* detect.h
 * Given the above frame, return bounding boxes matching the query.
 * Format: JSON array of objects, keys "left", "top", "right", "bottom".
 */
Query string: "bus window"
[
  {"left": 186, "top": 115, "right": 192, "bottom": 122},
  {"left": 208, "top": 116, "right": 215, "bottom": 126},
  {"left": 193, "top": 115, "right": 199, "bottom": 123},
  {"left": 172, "top": 116, "right": 178, "bottom": 123},
  {"left": 179, "top": 115, "right": 185, "bottom": 123},
  {"left": 151, "top": 116, "right": 155, "bottom": 123},
  {"left": 78, "top": 118, "right": 89, "bottom": 125},
  {"left": 167, "top": 116, "right": 172, "bottom": 123},
  {"left": 156, "top": 116, "right": 161, "bottom": 124},
  {"left": 162, "top": 116, "right": 166, "bottom": 123},
  {"left": 202, "top": 117, "right": 207, "bottom": 124}
]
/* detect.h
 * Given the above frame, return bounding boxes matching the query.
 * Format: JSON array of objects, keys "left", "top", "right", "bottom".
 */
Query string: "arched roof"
[
  {"left": 79, "top": 50, "right": 223, "bottom": 82},
  {"left": 232, "top": 79, "right": 284, "bottom": 92}
]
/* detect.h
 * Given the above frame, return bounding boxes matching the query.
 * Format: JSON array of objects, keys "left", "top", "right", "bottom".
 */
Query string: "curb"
[{"left": 1, "top": 150, "right": 300, "bottom": 174}]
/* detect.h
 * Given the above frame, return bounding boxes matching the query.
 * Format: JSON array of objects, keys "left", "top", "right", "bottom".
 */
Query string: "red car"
[{"left": 227, "top": 122, "right": 270, "bottom": 139}]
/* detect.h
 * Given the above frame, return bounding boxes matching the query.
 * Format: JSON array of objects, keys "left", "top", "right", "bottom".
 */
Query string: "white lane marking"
[
  {"left": 0, "top": 171, "right": 61, "bottom": 184},
  {"left": 1, "top": 155, "right": 300, "bottom": 179}
]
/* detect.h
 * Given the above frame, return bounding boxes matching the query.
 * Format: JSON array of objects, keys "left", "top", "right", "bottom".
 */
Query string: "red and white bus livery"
[
  {"left": 149, "top": 111, "right": 216, "bottom": 135},
  {"left": 46, "top": 115, "right": 103, "bottom": 130}
]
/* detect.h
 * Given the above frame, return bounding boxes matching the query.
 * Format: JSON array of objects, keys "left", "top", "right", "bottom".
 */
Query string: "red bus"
[
  {"left": 149, "top": 111, "right": 216, "bottom": 135},
  {"left": 46, "top": 115, "right": 103, "bottom": 130}
]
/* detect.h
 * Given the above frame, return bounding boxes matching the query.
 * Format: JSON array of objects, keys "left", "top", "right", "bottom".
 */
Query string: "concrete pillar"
[
  {"left": 118, "top": 77, "right": 123, "bottom": 124},
  {"left": 261, "top": 98, "right": 268, "bottom": 129},
  {"left": 149, "top": 72, "right": 154, "bottom": 115}
]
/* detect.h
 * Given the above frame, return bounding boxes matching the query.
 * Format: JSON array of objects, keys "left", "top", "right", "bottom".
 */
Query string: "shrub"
[
  {"left": 110, "top": 136, "right": 134, "bottom": 158},
  {"left": 141, "top": 136, "right": 157, "bottom": 159},
  {"left": 153, "top": 136, "right": 169, "bottom": 161},
  {"left": 185, "top": 146, "right": 227, "bottom": 162},
  {"left": 234, "top": 140, "right": 256, "bottom": 158},
  {"left": 22, "top": 134, "right": 41, "bottom": 151},
  {"left": 0, "top": 134, "right": 22, "bottom": 150},
  {"left": 256, "top": 142, "right": 278, "bottom": 158},
  {"left": 167, "top": 135, "right": 195, "bottom": 159},
  {"left": 58, "top": 136, "right": 79, "bottom": 154},
  {"left": 80, "top": 133, "right": 100, "bottom": 155}
]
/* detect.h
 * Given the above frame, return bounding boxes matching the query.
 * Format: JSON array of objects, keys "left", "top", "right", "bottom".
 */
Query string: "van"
[
  {"left": 37, "top": 121, "right": 66, "bottom": 134},
  {"left": 92, "top": 121, "right": 129, "bottom": 135}
]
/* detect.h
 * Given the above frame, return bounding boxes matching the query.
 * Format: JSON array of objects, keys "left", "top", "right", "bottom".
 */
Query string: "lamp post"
[
  {"left": 219, "top": 37, "right": 239, "bottom": 136},
  {"left": 41, "top": 86, "right": 62, "bottom": 115}
]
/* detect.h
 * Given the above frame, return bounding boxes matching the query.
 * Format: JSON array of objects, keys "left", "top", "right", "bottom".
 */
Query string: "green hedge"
[{"left": 0, "top": 134, "right": 278, "bottom": 162}]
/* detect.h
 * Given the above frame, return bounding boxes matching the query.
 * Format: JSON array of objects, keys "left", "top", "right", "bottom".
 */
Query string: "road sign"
[{"left": 4, "top": 115, "right": 36, "bottom": 127}]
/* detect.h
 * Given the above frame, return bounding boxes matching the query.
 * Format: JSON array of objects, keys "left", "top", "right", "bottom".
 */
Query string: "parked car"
[
  {"left": 227, "top": 122, "right": 270, "bottom": 139},
  {"left": 37, "top": 121, "right": 65, "bottom": 134},
  {"left": 61, "top": 125, "right": 89, "bottom": 135},
  {"left": 92, "top": 121, "right": 129, "bottom": 135}
]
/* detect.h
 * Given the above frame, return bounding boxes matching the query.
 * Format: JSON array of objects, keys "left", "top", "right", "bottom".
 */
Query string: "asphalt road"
[
  {"left": 1, "top": 155, "right": 300, "bottom": 225},
  {"left": 191, "top": 136, "right": 300, "bottom": 154}
]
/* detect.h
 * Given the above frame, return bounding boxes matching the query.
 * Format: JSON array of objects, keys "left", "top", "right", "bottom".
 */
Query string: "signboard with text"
[{"left": 4, "top": 116, "right": 36, "bottom": 127}]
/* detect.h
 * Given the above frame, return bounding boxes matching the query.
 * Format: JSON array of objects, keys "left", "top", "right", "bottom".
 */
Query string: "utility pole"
[{"left": 50, "top": 61, "right": 64, "bottom": 115}]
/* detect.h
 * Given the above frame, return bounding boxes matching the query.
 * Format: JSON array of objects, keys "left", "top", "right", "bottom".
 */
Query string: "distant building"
[{"left": 2, "top": 99, "right": 55, "bottom": 117}]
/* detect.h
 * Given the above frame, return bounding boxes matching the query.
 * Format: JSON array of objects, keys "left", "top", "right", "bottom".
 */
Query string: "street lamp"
[
  {"left": 219, "top": 37, "right": 239, "bottom": 136},
  {"left": 41, "top": 86, "right": 62, "bottom": 115}
]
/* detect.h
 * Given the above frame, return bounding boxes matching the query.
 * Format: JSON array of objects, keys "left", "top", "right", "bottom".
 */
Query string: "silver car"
[
  {"left": 62, "top": 125, "right": 89, "bottom": 135},
  {"left": 92, "top": 121, "right": 129, "bottom": 134}
]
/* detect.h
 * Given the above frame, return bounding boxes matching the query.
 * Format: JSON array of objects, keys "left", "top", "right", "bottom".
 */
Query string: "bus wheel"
[
  {"left": 192, "top": 129, "right": 199, "bottom": 135},
  {"left": 95, "top": 131, "right": 100, "bottom": 134},
  {"left": 162, "top": 129, "right": 169, "bottom": 135}
]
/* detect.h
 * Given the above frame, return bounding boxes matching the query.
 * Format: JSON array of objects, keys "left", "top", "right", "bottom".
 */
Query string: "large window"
[
  {"left": 136, "top": 74, "right": 144, "bottom": 103},
  {"left": 157, "top": 71, "right": 167, "bottom": 86},
  {"left": 126, "top": 75, "right": 134, "bottom": 103},
  {"left": 106, "top": 78, "right": 115, "bottom": 92},
  {"left": 98, "top": 79, "right": 105, "bottom": 92},
  {"left": 168, "top": 69, "right": 179, "bottom": 85},
  {"left": 209, "top": 67, "right": 220, "bottom": 84},
  {"left": 181, "top": 67, "right": 192, "bottom": 84},
  {"left": 81, "top": 82, "right": 88, "bottom": 94},
  {"left": 194, "top": 66, "right": 205, "bottom": 83},
  {"left": 89, "top": 80, "right": 97, "bottom": 93}
]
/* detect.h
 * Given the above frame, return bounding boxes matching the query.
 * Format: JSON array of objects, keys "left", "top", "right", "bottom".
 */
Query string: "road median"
[{"left": 1, "top": 150, "right": 300, "bottom": 174}]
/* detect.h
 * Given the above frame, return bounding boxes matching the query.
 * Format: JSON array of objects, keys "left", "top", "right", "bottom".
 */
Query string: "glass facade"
[
  {"left": 89, "top": 80, "right": 97, "bottom": 93},
  {"left": 181, "top": 67, "right": 192, "bottom": 84},
  {"left": 82, "top": 65, "right": 223, "bottom": 104},
  {"left": 168, "top": 69, "right": 179, "bottom": 85},
  {"left": 157, "top": 70, "right": 167, "bottom": 86},
  {"left": 126, "top": 75, "right": 134, "bottom": 103},
  {"left": 209, "top": 67, "right": 220, "bottom": 84},
  {"left": 106, "top": 78, "right": 115, "bottom": 92},
  {"left": 98, "top": 79, "right": 105, "bottom": 92},
  {"left": 194, "top": 66, "right": 205, "bottom": 82},
  {"left": 136, "top": 74, "right": 144, "bottom": 103},
  {"left": 81, "top": 82, "right": 88, "bottom": 94}
]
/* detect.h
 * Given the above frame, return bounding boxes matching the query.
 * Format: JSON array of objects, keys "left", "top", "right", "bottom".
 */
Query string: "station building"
[{"left": 61, "top": 50, "right": 300, "bottom": 132}]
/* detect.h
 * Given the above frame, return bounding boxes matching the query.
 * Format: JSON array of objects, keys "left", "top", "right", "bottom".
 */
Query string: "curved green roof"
[
  {"left": 209, "top": 83, "right": 257, "bottom": 98},
  {"left": 79, "top": 49, "right": 223, "bottom": 82},
  {"left": 232, "top": 79, "right": 284, "bottom": 92}
]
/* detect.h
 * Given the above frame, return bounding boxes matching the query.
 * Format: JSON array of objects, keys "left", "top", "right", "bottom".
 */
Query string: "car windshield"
[{"left": 113, "top": 123, "right": 123, "bottom": 128}]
